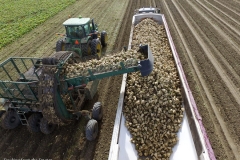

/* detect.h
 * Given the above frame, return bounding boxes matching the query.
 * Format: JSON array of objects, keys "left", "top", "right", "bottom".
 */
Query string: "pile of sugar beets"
[{"left": 124, "top": 18, "right": 184, "bottom": 160}]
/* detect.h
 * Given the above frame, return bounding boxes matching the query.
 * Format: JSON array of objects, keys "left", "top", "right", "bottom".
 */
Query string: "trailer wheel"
[
  {"left": 101, "top": 31, "right": 107, "bottom": 47},
  {"left": 86, "top": 119, "right": 98, "bottom": 141},
  {"left": 27, "top": 113, "right": 42, "bottom": 133},
  {"left": 56, "top": 38, "right": 65, "bottom": 52},
  {"left": 1, "top": 110, "right": 20, "bottom": 129},
  {"left": 91, "top": 39, "right": 102, "bottom": 59},
  {"left": 40, "top": 118, "right": 56, "bottom": 134},
  {"left": 92, "top": 102, "right": 103, "bottom": 121}
]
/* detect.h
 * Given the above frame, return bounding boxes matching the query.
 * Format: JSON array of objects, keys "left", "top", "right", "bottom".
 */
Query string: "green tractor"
[{"left": 56, "top": 16, "right": 108, "bottom": 59}]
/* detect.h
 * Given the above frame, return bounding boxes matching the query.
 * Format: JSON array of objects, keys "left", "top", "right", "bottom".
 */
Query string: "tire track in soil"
[{"left": 163, "top": 0, "right": 240, "bottom": 157}]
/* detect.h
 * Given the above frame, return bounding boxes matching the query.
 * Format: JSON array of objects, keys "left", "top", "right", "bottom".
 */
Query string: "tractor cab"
[
  {"left": 63, "top": 17, "right": 93, "bottom": 40},
  {"left": 56, "top": 17, "right": 107, "bottom": 59}
]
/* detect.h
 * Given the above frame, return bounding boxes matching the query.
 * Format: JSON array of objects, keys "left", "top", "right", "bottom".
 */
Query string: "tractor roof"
[{"left": 63, "top": 18, "right": 90, "bottom": 26}]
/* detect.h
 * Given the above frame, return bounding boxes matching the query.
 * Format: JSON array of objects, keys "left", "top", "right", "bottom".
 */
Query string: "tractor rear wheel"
[
  {"left": 0, "top": 110, "right": 5, "bottom": 118},
  {"left": 27, "top": 113, "right": 42, "bottom": 133},
  {"left": 91, "top": 39, "right": 102, "bottom": 59},
  {"left": 0, "top": 110, "right": 6, "bottom": 125},
  {"left": 101, "top": 31, "right": 108, "bottom": 47},
  {"left": 86, "top": 119, "right": 98, "bottom": 141},
  {"left": 82, "top": 40, "right": 91, "bottom": 56},
  {"left": 40, "top": 118, "right": 56, "bottom": 134},
  {"left": 56, "top": 38, "right": 65, "bottom": 52},
  {"left": 1, "top": 110, "right": 20, "bottom": 129},
  {"left": 92, "top": 102, "right": 103, "bottom": 121}
]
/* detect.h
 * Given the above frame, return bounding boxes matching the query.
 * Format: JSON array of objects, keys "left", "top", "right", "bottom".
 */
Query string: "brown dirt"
[
  {"left": 158, "top": 0, "right": 240, "bottom": 159},
  {"left": 1, "top": 0, "right": 240, "bottom": 160}
]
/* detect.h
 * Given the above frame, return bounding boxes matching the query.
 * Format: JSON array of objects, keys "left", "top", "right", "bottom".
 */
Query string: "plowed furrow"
[
  {"left": 195, "top": 0, "right": 240, "bottom": 43},
  {"left": 209, "top": 0, "right": 240, "bottom": 20},
  {"left": 174, "top": 0, "right": 240, "bottom": 158},
  {"left": 184, "top": 0, "right": 240, "bottom": 90},
  {"left": 162, "top": 0, "right": 240, "bottom": 159},
  {"left": 213, "top": 0, "right": 240, "bottom": 13}
]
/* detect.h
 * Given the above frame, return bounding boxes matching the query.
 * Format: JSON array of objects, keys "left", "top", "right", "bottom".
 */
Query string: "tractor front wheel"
[
  {"left": 86, "top": 119, "right": 98, "bottom": 141},
  {"left": 1, "top": 110, "right": 20, "bottom": 129},
  {"left": 56, "top": 38, "right": 65, "bottom": 52},
  {"left": 92, "top": 102, "right": 103, "bottom": 121},
  {"left": 91, "top": 39, "right": 102, "bottom": 59},
  {"left": 0, "top": 110, "right": 5, "bottom": 118},
  {"left": 27, "top": 113, "right": 42, "bottom": 133},
  {"left": 40, "top": 118, "right": 56, "bottom": 134},
  {"left": 101, "top": 31, "right": 107, "bottom": 47}
]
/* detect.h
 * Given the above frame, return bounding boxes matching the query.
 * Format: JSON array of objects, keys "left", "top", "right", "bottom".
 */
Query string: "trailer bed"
[
  {"left": 108, "top": 13, "right": 215, "bottom": 160},
  {"left": 118, "top": 113, "right": 198, "bottom": 160}
]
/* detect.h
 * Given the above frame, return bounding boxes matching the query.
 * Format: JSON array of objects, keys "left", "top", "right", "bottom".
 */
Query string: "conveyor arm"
[{"left": 65, "top": 45, "right": 154, "bottom": 87}]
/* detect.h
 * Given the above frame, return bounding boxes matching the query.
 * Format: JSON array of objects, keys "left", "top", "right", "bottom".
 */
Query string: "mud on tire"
[
  {"left": 92, "top": 102, "right": 103, "bottom": 121},
  {"left": 86, "top": 119, "right": 98, "bottom": 141},
  {"left": 40, "top": 118, "right": 56, "bottom": 134},
  {"left": 1, "top": 110, "right": 20, "bottom": 129},
  {"left": 27, "top": 113, "right": 43, "bottom": 133}
]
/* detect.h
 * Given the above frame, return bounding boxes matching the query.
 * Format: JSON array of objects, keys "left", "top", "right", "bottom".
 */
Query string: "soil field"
[
  {"left": 158, "top": 0, "right": 240, "bottom": 159},
  {"left": 0, "top": 0, "right": 240, "bottom": 160}
]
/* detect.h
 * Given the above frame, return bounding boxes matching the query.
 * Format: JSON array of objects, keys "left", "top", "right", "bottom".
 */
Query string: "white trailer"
[{"left": 108, "top": 10, "right": 216, "bottom": 160}]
